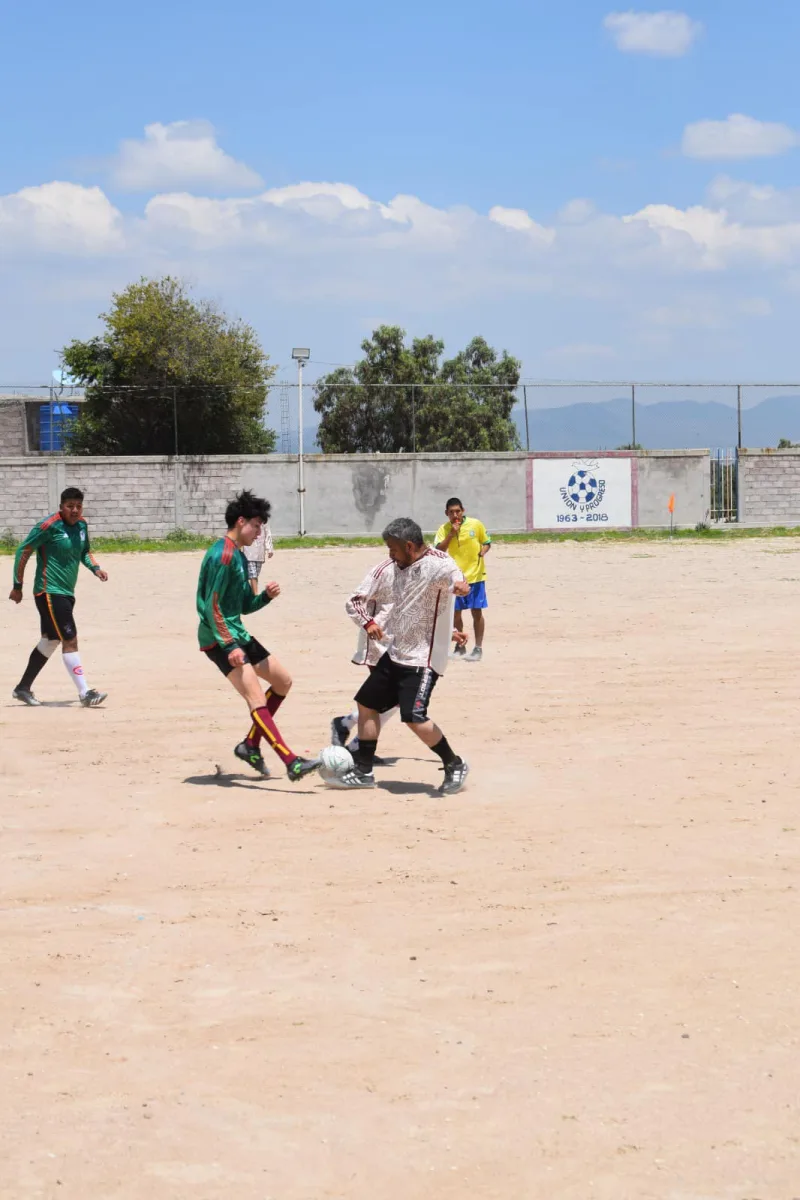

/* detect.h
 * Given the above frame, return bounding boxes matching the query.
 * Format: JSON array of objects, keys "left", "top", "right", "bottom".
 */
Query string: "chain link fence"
[{"left": 6, "top": 380, "right": 800, "bottom": 456}]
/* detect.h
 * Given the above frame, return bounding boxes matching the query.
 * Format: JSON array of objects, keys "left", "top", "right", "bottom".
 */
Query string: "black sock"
[
  {"left": 18, "top": 648, "right": 49, "bottom": 692},
  {"left": 431, "top": 735, "right": 458, "bottom": 767},
  {"left": 353, "top": 739, "right": 377, "bottom": 773}
]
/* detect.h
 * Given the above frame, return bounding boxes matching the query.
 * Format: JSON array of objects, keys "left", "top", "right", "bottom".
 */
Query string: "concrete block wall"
[
  {"left": 0, "top": 399, "right": 27, "bottom": 457},
  {"left": 1, "top": 449, "right": 712, "bottom": 540},
  {"left": 635, "top": 450, "right": 710, "bottom": 527},
  {"left": 738, "top": 449, "right": 800, "bottom": 525}
]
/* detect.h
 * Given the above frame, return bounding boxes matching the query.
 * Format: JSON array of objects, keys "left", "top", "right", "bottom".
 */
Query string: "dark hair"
[
  {"left": 445, "top": 497, "right": 463, "bottom": 510},
  {"left": 225, "top": 489, "right": 271, "bottom": 528},
  {"left": 61, "top": 487, "right": 84, "bottom": 503},
  {"left": 382, "top": 517, "right": 424, "bottom": 546}
]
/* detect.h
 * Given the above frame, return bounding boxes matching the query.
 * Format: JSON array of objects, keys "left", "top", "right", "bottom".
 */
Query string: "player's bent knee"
[
  {"left": 37, "top": 638, "right": 59, "bottom": 659},
  {"left": 62, "top": 638, "right": 78, "bottom": 653}
]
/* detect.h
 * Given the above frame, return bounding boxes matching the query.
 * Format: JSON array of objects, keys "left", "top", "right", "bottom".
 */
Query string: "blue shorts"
[{"left": 455, "top": 581, "right": 488, "bottom": 610}]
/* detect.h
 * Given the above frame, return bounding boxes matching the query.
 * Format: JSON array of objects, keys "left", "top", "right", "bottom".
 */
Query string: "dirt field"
[{"left": 1, "top": 539, "right": 799, "bottom": 1199}]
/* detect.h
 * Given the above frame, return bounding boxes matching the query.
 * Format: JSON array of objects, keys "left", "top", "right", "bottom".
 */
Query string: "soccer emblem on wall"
[{"left": 560, "top": 461, "right": 607, "bottom": 514}]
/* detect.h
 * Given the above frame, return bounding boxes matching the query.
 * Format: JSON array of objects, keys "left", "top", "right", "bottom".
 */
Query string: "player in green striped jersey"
[
  {"left": 197, "top": 489, "right": 319, "bottom": 783},
  {"left": 9, "top": 487, "right": 108, "bottom": 707}
]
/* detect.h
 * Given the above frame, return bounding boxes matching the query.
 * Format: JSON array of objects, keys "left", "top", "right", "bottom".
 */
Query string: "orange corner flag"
[{"left": 668, "top": 493, "right": 675, "bottom": 514}]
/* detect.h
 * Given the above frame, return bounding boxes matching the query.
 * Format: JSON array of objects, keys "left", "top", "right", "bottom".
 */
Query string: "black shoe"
[
  {"left": 438, "top": 757, "right": 470, "bottom": 795},
  {"left": 330, "top": 716, "right": 352, "bottom": 747},
  {"left": 79, "top": 688, "right": 108, "bottom": 708},
  {"left": 12, "top": 687, "right": 41, "bottom": 707},
  {"left": 287, "top": 756, "right": 321, "bottom": 783},
  {"left": 333, "top": 766, "right": 376, "bottom": 790},
  {"left": 234, "top": 740, "right": 271, "bottom": 777},
  {"left": 451, "top": 643, "right": 467, "bottom": 658}
]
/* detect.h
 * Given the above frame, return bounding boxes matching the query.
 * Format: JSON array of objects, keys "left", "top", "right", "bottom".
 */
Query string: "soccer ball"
[
  {"left": 568, "top": 470, "right": 598, "bottom": 504},
  {"left": 318, "top": 744, "right": 354, "bottom": 787}
]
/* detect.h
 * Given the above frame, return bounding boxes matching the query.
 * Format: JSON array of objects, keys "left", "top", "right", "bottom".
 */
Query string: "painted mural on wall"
[{"left": 352, "top": 465, "right": 391, "bottom": 529}]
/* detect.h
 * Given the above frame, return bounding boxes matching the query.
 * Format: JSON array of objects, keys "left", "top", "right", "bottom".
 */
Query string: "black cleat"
[
  {"left": 438, "top": 757, "right": 470, "bottom": 795},
  {"left": 12, "top": 687, "right": 41, "bottom": 707},
  {"left": 234, "top": 741, "right": 271, "bottom": 777},
  {"left": 80, "top": 688, "right": 108, "bottom": 708},
  {"left": 287, "top": 756, "right": 322, "bottom": 783},
  {"left": 333, "top": 766, "right": 376, "bottom": 790},
  {"left": 330, "top": 716, "right": 352, "bottom": 747}
]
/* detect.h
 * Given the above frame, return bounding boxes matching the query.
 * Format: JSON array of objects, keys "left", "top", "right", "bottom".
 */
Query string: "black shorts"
[
  {"left": 35, "top": 592, "right": 77, "bottom": 642},
  {"left": 355, "top": 652, "right": 438, "bottom": 724},
  {"left": 203, "top": 636, "right": 270, "bottom": 677}
]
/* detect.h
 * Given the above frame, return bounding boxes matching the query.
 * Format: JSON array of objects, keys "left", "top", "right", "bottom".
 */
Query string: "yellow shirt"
[{"left": 435, "top": 517, "right": 490, "bottom": 584}]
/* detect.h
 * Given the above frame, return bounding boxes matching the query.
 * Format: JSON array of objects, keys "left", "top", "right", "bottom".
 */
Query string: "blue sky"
[{"left": 2, "top": 0, "right": 800, "bottom": 392}]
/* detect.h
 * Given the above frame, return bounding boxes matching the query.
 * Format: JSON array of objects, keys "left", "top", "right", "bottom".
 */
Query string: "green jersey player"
[
  {"left": 197, "top": 489, "right": 319, "bottom": 783},
  {"left": 9, "top": 487, "right": 108, "bottom": 707}
]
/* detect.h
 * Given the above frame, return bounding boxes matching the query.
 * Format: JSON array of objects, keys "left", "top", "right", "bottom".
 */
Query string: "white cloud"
[
  {"left": 682, "top": 114, "right": 799, "bottom": 160},
  {"left": 7, "top": 160, "right": 800, "bottom": 380},
  {"left": 489, "top": 206, "right": 555, "bottom": 243},
  {"left": 0, "top": 182, "right": 122, "bottom": 254},
  {"left": 111, "top": 120, "right": 262, "bottom": 192},
  {"left": 603, "top": 10, "right": 702, "bottom": 56}
]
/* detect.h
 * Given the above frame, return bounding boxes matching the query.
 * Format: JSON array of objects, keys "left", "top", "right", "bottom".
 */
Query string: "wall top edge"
[
  {"left": 0, "top": 449, "right": 713, "bottom": 466},
  {"left": 527, "top": 449, "right": 710, "bottom": 459},
  {"left": 738, "top": 448, "right": 800, "bottom": 456}
]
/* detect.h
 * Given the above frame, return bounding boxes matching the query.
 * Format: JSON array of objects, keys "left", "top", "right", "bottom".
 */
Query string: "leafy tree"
[
  {"left": 313, "top": 326, "right": 521, "bottom": 453},
  {"left": 62, "top": 276, "right": 276, "bottom": 455}
]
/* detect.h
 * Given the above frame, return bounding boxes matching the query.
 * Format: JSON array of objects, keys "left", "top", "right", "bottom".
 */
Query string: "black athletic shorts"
[
  {"left": 203, "top": 636, "right": 270, "bottom": 677},
  {"left": 355, "top": 652, "right": 438, "bottom": 724},
  {"left": 35, "top": 592, "right": 77, "bottom": 642}
]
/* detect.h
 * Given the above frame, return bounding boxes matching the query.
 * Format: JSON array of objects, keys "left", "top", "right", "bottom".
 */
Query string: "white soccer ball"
[{"left": 318, "top": 744, "right": 354, "bottom": 786}]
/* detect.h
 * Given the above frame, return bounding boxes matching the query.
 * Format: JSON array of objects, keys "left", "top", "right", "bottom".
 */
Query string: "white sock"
[
  {"left": 63, "top": 651, "right": 89, "bottom": 698},
  {"left": 342, "top": 709, "right": 359, "bottom": 732}
]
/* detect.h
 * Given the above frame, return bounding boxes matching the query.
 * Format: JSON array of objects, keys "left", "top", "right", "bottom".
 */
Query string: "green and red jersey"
[
  {"left": 196, "top": 535, "right": 271, "bottom": 649},
  {"left": 13, "top": 513, "right": 101, "bottom": 597}
]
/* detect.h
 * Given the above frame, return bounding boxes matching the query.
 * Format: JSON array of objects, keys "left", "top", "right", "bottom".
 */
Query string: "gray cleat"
[
  {"left": 12, "top": 687, "right": 41, "bottom": 707},
  {"left": 466, "top": 647, "right": 483, "bottom": 662},
  {"left": 334, "top": 766, "right": 376, "bottom": 789},
  {"left": 80, "top": 688, "right": 108, "bottom": 708},
  {"left": 438, "top": 758, "right": 470, "bottom": 795}
]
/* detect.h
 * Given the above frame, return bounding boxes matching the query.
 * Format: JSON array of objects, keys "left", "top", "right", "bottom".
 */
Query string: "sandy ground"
[{"left": 1, "top": 539, "right": 799, "bottom": 1199}]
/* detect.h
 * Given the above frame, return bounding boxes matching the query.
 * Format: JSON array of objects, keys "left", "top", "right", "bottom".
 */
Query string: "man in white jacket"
[
  {"left": 242, "top": 519, "right": 274, "bottom": 595},
  {"left": 340, "top": 517, "right": 470, "bottom": 795}
]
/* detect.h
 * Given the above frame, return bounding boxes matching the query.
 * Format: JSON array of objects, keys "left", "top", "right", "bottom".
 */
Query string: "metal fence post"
[
  {"left": 737, "top": 384, "right": 742, "bottom": 450},
  {"left": 173, "top": 385, "right": 179, "bottom": 458},
  {"left": 523, "top": 385, "right": 530, "bottom": 451},
  {"left": 631, "top": 383, "right": 636, "bottom": 448},
  {"left": 412, "top": 385, "right": 417, "bottom": 454}
]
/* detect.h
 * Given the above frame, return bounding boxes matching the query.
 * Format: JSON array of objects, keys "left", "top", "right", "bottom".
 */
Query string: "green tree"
[
  {"left": 313, "top": 326, "right": 521, "bottom": 453},
  {"left": 62, "top": 276, "right": 276, "bottom": 455}
]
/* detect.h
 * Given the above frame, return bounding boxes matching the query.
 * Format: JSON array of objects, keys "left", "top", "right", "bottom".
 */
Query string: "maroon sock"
[
  {"left": 246, "top": 720, "right": 262, "bottom": 749},
  {"left": 251, "top": 707, "right": 296, "bottom": 767},
  {"left": 265, "top": 688, "right": 286, "bottom": 716}
]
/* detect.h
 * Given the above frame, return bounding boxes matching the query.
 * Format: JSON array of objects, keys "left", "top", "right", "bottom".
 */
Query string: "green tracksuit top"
[
  {"left": 196, "top": 536, "right": 271, "bottom": 650},
  {"left": 13, "top": 513, "right": 100, "bottom": 597}
]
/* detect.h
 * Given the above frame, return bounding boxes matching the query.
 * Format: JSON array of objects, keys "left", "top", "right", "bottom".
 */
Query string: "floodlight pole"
[
  {"left": 292, "top": 348, "right": 310, "bottom": 536},
  {"left": 298, "top": 359, "right": 306, "bottom": 535}
]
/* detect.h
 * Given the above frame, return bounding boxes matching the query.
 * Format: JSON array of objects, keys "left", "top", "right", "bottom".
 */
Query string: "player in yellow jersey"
[{"left": 435, "top": 497, "right": 491, "bottom": 662}]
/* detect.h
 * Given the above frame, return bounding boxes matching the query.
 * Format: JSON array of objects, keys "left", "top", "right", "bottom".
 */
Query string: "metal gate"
[{"left": 710, "top": 448, "right": 738, "bottom": 523}]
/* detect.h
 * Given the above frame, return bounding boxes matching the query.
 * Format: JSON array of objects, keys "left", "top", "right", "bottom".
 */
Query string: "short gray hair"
[{"left": 382, "top": 517, "right": 424, "bottom": 546}]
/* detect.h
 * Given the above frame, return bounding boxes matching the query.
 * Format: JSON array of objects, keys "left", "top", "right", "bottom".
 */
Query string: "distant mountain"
[
  {"left": 275, "top": 394, "right": 800, "bottom": 454},
  {"left": 513, "top": 394, "right": 800, "bottom": 452}
]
